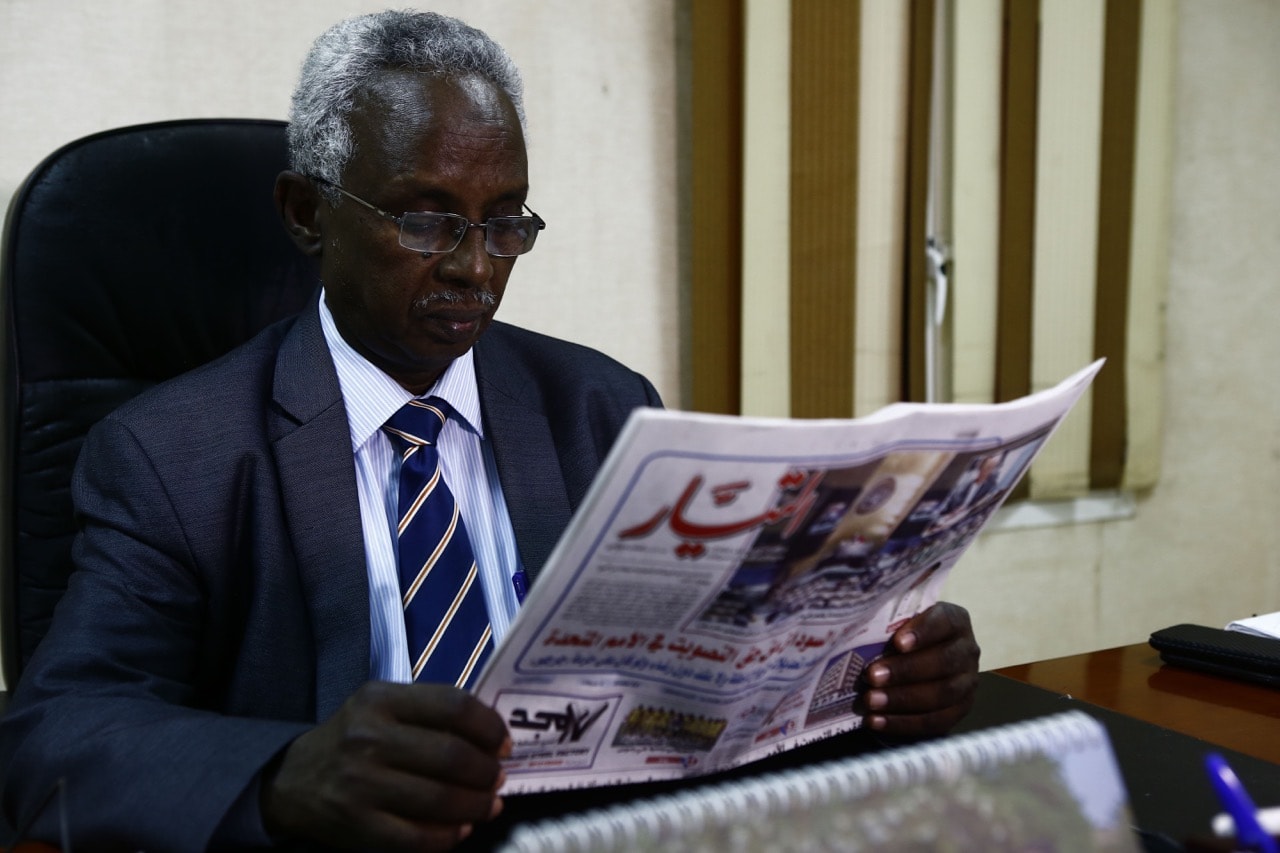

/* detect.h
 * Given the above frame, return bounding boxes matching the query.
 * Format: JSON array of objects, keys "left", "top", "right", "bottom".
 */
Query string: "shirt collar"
[{"left": 317, "top": 290, "right": 485, "bottom": 452}]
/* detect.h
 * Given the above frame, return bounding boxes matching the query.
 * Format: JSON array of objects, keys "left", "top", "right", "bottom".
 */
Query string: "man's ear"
[{"left": 274, "top": 170, "right": 325, "bottom": 256}]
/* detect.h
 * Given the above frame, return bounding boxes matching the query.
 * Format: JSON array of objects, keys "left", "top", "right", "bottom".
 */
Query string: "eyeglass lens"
[{"left": 399, "top": 212, "right": 541, "bottom": 257}]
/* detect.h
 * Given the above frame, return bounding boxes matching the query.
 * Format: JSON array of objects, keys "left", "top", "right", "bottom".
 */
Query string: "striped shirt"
[{"left": 318, "top": 293, "right": 523, "bottom": 683}]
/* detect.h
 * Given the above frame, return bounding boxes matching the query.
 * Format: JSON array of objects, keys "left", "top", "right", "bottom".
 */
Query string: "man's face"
[{"left": 319, "top": 71, "right": 529, "bottom": 394}]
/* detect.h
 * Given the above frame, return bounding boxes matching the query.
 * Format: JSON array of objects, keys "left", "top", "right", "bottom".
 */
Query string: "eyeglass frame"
[{"left": 311, "top": 176, "right": 546, "bottom": 257}]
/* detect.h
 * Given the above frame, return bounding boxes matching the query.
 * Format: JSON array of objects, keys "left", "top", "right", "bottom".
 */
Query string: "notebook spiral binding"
[{"left": 500, "top": 710, "right": 1129, "bottom": 853}]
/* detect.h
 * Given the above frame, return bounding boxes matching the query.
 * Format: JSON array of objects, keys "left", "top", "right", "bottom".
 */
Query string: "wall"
[
  {"left": 942, "top": 0, "right": 1280, "bottom": 668},
  {"left": 0, "top": 0, "right": 682, "bottom": 402},
  {"left": 0, "top": 0, "right": 1276, "bottom": 681}
]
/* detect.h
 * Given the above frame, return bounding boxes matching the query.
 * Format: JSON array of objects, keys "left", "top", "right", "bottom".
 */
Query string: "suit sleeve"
[{"left": 0, "top": 419, "right": 307, "bottom": 852}]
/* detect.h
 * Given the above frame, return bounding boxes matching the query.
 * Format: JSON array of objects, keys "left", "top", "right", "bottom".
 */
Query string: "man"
[
  {"left": 940, "top": 451, "right": 1006, "bottom": 523},
  {"left": 0, "top": 11, "right": 979, "bottom": 852}
]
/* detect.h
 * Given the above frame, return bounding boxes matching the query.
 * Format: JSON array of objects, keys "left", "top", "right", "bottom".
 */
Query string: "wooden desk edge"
[{"left": 990, "top": 642, "right": 1280, "bottom": 765}]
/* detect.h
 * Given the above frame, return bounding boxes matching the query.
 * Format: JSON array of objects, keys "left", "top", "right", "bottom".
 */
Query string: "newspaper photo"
[{"left": 472, "top": 360, "right": 1104, "bottom": 794}]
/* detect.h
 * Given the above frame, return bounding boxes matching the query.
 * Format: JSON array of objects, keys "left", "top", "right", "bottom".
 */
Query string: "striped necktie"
[{"left": 383, "top": 397, "right": 493, "bottom": 688}]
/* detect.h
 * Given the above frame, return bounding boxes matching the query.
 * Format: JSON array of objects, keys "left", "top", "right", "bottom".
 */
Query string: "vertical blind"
[{"left": 688, "top": 0, "right": 1174, "bottom": 498}]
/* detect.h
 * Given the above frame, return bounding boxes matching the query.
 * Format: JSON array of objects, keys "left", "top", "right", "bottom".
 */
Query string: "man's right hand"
[{"left": 261, "top": 681, "right": 511, "bottom": 852}]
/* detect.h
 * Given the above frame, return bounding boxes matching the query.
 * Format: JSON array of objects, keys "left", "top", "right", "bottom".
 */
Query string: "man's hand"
[
  {"left": 261, "top": 681, "right": 510, "bottom": 852},
  {"left": 858, "top": 601, "right": 980, "bottom": 738}
]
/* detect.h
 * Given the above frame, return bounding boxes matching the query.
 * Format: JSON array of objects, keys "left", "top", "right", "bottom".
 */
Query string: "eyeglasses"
[{"left": 314, "top": 178, "right": 545, "bottom": 257}]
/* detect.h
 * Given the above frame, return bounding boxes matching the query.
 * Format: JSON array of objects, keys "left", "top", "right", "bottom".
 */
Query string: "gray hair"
[{"left": 287, "top": 10, "right": 525, "bottom": 190}]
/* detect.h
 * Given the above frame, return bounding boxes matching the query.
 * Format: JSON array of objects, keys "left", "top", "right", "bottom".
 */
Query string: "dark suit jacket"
[{"left": 0, "top": 304, "right": 660, "bottom": 851}]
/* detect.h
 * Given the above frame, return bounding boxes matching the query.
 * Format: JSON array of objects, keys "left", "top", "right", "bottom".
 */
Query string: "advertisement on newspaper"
[{"left": 472, "top": 361, "right": 1103, "bottom": 794}]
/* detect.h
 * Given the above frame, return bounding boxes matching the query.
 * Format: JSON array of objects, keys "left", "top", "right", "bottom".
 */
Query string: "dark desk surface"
[
  {"left": 959, "top": 672, "right": 1279, "bottom": 848},
  {"left": 978, "top": 643, "right": 1280, "bottom": 849}
]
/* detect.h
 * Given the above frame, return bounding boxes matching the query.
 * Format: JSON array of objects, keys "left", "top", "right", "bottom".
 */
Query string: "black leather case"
[{"left": 1149, "top": 623, "right": 1280, "bottom": 688}]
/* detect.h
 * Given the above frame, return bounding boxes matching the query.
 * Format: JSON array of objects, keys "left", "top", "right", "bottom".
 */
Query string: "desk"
[
  {"left": 994, "top": 643, "right": 1280, "bottom": 765},
  {"left": 968, "top": 643, "right": 1280, "bottom": 848}
]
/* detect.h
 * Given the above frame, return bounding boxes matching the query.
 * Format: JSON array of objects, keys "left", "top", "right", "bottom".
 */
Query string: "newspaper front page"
[{"left": 473, "top": 361, "right": 1103, "bottom": 793}]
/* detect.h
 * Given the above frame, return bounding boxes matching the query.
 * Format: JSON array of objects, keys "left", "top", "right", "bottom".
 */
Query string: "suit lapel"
[
  {"left": 270, "top": 303, "right": 370, "bottom": 720},
  {"left": 474, "top": 329, "right": 573, "bottom": 584}
]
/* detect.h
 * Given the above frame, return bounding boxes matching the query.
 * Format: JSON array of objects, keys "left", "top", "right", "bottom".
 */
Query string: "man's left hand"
[{"left": 858, "top": 601, "right": 980, "bottom": 738}]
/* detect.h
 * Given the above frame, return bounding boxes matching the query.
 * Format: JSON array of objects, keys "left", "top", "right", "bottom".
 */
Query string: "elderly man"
[{"left": 0, "top": 10, "right": 978, "bottom": 852}]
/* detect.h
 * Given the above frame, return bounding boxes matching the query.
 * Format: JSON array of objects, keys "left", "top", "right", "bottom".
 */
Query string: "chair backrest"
[{"left": 0, "top": 118, "right": 320, "bottom": 688}]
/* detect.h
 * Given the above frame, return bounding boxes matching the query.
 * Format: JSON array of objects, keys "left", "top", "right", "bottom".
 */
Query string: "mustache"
[{"left": 415, "top": 289, "right": 497, "bottom": 308}]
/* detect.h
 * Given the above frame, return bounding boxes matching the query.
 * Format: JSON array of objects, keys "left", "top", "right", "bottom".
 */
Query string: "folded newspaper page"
[{"left": 473, "top": 360, "right": 1103, "bottom": 794}]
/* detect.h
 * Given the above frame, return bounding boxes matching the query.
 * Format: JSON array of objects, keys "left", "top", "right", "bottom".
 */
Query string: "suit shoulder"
[
  {"left": 100, "top": 317, "right": 295, "bottom": 430},
  {"left": 481, "top": 321, "right": 654, "bottom": 387}
]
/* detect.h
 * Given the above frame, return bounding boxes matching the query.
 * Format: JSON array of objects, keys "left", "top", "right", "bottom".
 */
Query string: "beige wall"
[
  {"left": 0, "top": 0, "right": 1276, "bottom": 683},
  {"left": 0, "top": 0, "right": 682, "bottom": 402}
]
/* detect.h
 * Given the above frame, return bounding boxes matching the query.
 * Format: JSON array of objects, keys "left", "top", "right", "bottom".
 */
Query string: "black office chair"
[{"left": 0, "top": 118, "right": 320, "bottom": 694}]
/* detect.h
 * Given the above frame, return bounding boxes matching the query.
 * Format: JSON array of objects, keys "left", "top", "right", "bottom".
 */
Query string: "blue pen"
[
  {"left": 1206, "top": 752, "right": 1278, "bottom": 853},
  {"left": 512, "top": 568, "right": 529, "bottom": 604}
]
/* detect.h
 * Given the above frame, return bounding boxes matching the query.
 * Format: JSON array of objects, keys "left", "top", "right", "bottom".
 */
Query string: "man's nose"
[{"left": 436, "top": 224, "right": 493, "bottom": 286}]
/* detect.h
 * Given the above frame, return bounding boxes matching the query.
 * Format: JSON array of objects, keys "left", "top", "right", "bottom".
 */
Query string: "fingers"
[
  {"left": 357, "top": 682, "right": 509, "bottom": 788},
  {"left": 320, "top": 763, "right": 504, "bottom": 850},
  {"left": 861, "top": 668, "right": 978, "bottom": 733},
  {"left": 862, "top": 702, "right": 976, "bottom": 739},
  {"left": 889, "top": 601, "right": 975, "bottom": 654},
  {"left": 313, "top": 800, "right": 484, "bottom": 853},
  {"left": 858, "top": 601, "right": 981, "bottom": 737},
  {"left": 874, "top": 609, "right": 980, "bottom": 686},
  {"left": 385, "top": 682, "right": 510, "bottom": 753},
  {"left": 262, "top": 681, "right": 511, "bottom": 852}
]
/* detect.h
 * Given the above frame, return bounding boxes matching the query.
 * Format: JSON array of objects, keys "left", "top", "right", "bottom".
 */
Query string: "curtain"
[{"left": 687, "top": 0, "right": 1173, "bottom": 497}]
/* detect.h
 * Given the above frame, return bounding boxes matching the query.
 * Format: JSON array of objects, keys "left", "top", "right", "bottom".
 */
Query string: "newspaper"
[{"left": 473, "top": 360, "right": 1103, "bottom": 794}]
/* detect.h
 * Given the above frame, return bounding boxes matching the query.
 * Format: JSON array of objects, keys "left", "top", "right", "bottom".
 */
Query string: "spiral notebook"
[{"left": 499, "top": 710, "right": 1139, "bottom": 852}]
